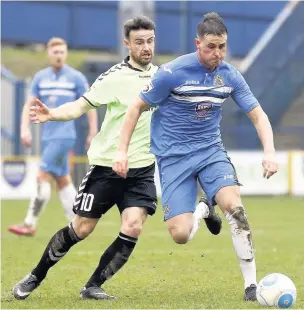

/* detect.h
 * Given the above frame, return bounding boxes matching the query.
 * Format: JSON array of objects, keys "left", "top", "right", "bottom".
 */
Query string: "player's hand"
[
  {"left": 29, "top": 99, "right": 51, "bottom": 124},
  {"left": 112, "top": 150, "right": 129, "bottom": 178},
  {"left": 20, "top": 128, "right": 32, "bottom": 148},
  {"left": 262, "top": 152, "right": 278, "bottom": 179}
]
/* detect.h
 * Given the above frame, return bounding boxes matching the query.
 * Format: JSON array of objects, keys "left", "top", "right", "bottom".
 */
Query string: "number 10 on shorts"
[{"left": 79, "top": 193, "right": 94, "bottom": 211}]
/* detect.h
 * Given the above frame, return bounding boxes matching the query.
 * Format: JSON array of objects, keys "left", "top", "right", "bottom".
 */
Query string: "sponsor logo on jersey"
[
  {"left": 195, "top": 102, "right": 213, "bottom": 117},
  {"left": 185, "top": 80, "right": 200, "bottom": 85}
]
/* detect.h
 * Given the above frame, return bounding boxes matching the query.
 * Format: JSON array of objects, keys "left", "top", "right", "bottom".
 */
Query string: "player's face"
[
  {"left": 125, "top": 29, "right": 155, "bottom": 66},
  {"left": 48, "top": 44, "right": 68, "bottom": 70},
  {"left": 195, "top": 34, "right": 227, "bottom": 70}
]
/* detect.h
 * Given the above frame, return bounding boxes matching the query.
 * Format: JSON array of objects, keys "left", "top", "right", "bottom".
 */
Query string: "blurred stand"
[{"left": 119, "top": 1, "right": 155, "bottom": 59}]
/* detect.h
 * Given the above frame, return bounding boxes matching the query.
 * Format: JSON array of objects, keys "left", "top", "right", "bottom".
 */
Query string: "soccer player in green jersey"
[{"left": 12, "top": 16, "right": 159, "bottom": 301}]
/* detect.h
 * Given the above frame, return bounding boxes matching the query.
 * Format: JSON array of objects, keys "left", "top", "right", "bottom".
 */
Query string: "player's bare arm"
[
  {"left": 247, "top": 105, "right": 278, "bottom": 179},
  {"left": 20, "top": 96, "right": 36, "bottom": 147},
  {"left": 29, "top": 97, "right": 92, "bottom": 123},
  {"left": 113, "top": 96, "right": 149, "bottom": 178}
]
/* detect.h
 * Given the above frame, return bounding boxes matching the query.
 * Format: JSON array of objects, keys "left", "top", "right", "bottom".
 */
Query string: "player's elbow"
[{"left": 133, "top": 97, "right": 150, "bottom": 114}]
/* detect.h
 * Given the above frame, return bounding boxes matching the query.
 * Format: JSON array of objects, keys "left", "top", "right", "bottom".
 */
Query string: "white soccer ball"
[{"left": 257, "top": 273, "right": 296, "bottom": 308}]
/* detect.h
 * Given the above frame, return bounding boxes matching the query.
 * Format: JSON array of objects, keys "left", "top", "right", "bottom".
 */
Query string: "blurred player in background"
[
  {"left": 13, "top": 16, "right": 161, "bottom": 301},
  {"left": 113, "top": 12, "right": 278, "bottom": 301},
  {"left": 8, "top": 37, "right": 98, "bottom": 237}
]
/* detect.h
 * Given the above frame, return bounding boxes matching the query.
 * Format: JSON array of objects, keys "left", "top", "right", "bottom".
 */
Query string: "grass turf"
[{"left": 1, "top": 196, "right": 303, "bottom": 309}]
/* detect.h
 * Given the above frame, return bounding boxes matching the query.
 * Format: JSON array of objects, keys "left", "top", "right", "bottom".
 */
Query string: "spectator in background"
[{"left": 8, "top": 37, "right": 98, "bottom": 236}]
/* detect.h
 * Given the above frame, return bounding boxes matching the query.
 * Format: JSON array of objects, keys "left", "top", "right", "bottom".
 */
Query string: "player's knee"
[
  {"left": 36, "top": 181, "right": 51, "bottom": 201},
  {"left": 221, "top": 195, "right": 242, "bottom": 214},
  {"left": 72, "top": 216, "right": 97, "bottom": 239},
  {"left": 56, "top": 175, "right": 72, "bottom": 190},
  {"left": 216, "top": 187, "right": 242, "bottom": 213},
  {"left": 121, "top": 218, "right": 143, "bottom": 238},
  {"left": 37, "top": 171, "right": 52, "bottom": 184},
  {"left": 168, "top": 225, "right": 190, "bottom": 244}
]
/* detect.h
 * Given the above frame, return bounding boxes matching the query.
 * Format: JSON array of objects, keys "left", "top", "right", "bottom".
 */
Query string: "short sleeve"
[
  {"left": 82, "top": 75, "right": 116, "bottom": 108},
  {"left": 140, "top": 65, "right": 176, "bottom": 107},
  {"left": 231, "top": 70, "right": 260, "bottom": 113},
  {"left": 75, "top": 73, "right": 89, "bottom": 98},
  {"left": 30, "top": 73, "right": 40, "bottom": 98}
]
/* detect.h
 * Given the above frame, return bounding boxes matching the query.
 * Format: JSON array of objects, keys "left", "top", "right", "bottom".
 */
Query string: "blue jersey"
[
  {"left": 30, "top": 65, "right": 88, "bottom": 141},
  {"left": 140, "top": 52, "right": 259, "bottom": 156}
]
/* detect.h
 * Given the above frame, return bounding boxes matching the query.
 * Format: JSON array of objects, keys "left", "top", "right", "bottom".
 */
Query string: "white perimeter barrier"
[
  {"left": 1, "top": 151, "right": 303, "bottom": 199},
  {"left": 290, "top": 151, "right": 304, "bottom": 196},
  {"left": 228, "top": 151, "right": 289, "bottom": 195},
  {"left": 1, "top": 159, "right": 39, "bottom": 199}
]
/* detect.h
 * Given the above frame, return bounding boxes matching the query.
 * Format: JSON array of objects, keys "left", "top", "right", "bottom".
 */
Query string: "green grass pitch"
[{"left": 1, "top": 196, "right": 303, "bottom": 309}]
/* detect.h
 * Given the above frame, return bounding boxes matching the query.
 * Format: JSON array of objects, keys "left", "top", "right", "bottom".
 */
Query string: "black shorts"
[{"left": 73, "top": 164, "right": 157, "bottom": 219}]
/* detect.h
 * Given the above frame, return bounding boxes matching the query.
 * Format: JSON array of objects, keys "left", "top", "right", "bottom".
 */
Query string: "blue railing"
[{"left": 1, "top": 67, "right": 26, "bottom": 155}]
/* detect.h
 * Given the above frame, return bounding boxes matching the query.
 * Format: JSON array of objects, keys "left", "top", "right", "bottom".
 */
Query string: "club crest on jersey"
[
  {"left": 213, "top": 74, "right": 224, "bottom": 87},
  {"left": 142, "top": 81, "right": 154, "bottom": 93},
  {"left": 2, "top": 160, "right": 27, "bottom": 187},
  {"left": 195, "top": 102, "right": 213, "bottom": 117}
]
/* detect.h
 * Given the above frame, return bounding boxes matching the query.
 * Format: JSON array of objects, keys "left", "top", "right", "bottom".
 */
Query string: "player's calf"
[
  {"left": 84, "top": 232, "right": 138, "bottom": 289},
  {"left": 12, "top": 222, "right": 83, "bottom": 299},
  {"left": 32, "top": 222, "right": 82, "bottom": 281},
  {"left": 225, "top": 206, "right": 257, "bottom": 301},
  {"left": 59, "top": 182, "right": 77, "bottom": 221},
  {"left": 9, "top": 181, "right": 51, "bottom": 236}
]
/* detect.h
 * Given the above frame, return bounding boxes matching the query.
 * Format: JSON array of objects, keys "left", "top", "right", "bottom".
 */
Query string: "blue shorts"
[
  {"left": 40, "top": 139, "right": 75, "bottom": 177},
  {"left": 156, "top": 144, "right": 241, "bottom": 220}
]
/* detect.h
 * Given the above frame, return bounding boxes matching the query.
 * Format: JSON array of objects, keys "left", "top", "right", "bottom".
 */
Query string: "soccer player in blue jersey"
[
  {"left": 8, "top": 37, "right": 98, "bottom": 237},
  {"left": 114, "top": 13, "right": 278, "bottom": 301}
]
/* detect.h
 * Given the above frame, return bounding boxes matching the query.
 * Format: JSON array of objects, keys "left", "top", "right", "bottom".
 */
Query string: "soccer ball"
[{"left": 257, "top": 273, "right": 296, "bottom": 308}]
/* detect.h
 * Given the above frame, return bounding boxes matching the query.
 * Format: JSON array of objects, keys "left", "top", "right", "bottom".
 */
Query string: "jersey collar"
[
  {"left": 124, "top": 56, "right": 151, "bottom": 72},
  {"left": 50, "top": 64, "right": 67, "bottom": 75}
]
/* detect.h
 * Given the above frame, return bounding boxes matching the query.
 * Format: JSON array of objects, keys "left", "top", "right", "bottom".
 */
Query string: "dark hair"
[
  {"left": 197, "top": 12, "right": 227, "bottom": 37},
  {"left": 124, "top": 16, "right": 156, "bottom": 39}
]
